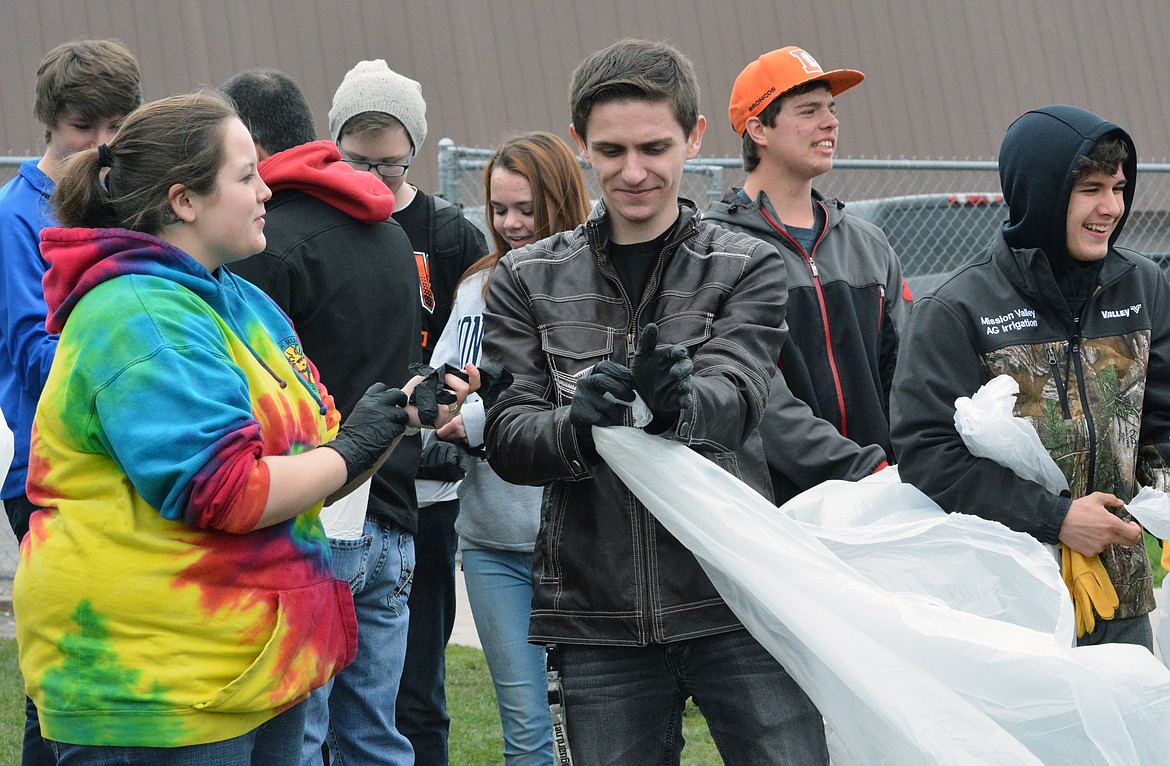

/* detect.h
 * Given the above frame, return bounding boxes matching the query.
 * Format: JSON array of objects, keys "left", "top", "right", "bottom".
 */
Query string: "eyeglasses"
[{"left": 342, "top": 158, "right": 411, "bottom": 178}]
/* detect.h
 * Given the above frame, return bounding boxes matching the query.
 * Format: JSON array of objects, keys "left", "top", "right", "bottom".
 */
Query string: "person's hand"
[
  {"left": 569, "top": 361, "right": 636, "bottom": 429},
  {"left": 1058, "top": 492, "right": 1142, "bottom": 556},
  {"left": 324, "top": 383, "right": 410, "bottom": 483},
  {"left": 436, "top": 413, "right": 466, "bottom": 442},
  {"left": 403, "top": 363, "right": 480, "bottom": 429},
  {"left": 434, "top": 364, "right": 479, "bottom": 429},
  {"left": 631, "top": 323, "right": 693, "bottom": 414},
  {"left": 417, "top": 440, "right": 469, "bottom": 481}
]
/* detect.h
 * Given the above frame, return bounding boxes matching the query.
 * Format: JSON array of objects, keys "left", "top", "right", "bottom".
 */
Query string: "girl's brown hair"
[
  {"left": 53, "top": 91, "right": 236, "bottom": 234},
  {"left": 463, "top": 131, "right": 590, "bottom": 296}
]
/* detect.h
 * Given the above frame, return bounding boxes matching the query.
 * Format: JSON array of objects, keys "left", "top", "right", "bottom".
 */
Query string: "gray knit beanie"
[{"left": 329, "top": 59, "right": 428, "bottom": 150}]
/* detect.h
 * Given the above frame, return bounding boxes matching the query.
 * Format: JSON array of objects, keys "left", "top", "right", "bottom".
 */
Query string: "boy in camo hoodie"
[{"left": 892, "top": 105, "right": 1170, "bottom": 648}]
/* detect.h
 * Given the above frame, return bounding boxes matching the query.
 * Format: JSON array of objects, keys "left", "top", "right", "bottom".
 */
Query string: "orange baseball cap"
[{"left": 729, "top": 46, "right": 864, "bottom": 135}]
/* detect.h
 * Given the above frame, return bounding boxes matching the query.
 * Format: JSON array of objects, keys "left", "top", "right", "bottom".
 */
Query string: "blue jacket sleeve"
[{"left": 0, "top": 204, "right": 58, "bottom": 393}]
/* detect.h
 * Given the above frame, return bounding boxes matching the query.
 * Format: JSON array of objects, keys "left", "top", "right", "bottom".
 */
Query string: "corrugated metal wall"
[{"left": 1, "top": 0, "right": 1167, "bottom": 193}]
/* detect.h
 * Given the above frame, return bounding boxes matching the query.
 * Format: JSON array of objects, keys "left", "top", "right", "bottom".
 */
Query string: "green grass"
[
  {"left": 1147, "top": 532, "right": 1167, "bottom": 588},
  {"left": 0, "top": 639, "right": 22, "bottom": 765},
  {"left": 5, "top": 555, "right": 1169, "bottom": 766},
  {"left": 0, "top": 642, "right": 720, "bottom": 765}
]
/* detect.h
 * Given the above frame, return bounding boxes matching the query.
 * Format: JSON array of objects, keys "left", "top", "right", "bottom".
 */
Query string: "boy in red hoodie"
[{"left": 222, "top": 70, "right": 422, "bottom": 766}]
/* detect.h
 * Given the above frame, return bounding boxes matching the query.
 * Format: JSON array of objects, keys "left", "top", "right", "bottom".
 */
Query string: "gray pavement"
[{"left": 0, "top": 522, "right": 14, "bottom": 639}]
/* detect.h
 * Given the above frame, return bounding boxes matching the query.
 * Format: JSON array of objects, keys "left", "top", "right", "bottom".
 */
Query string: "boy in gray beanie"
[{"left": 330, "top": 59, "right": 487, "bottom": 766}]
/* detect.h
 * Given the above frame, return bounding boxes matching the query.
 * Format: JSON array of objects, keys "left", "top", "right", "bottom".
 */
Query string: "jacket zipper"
[
  {"left": 590, "top": 213, "right": 698, "bottom": 645},
  {"left": 758, "top": 203, "right": 848, "bottom": 434},
  {"left": 1069, "top": 323, "right": 1098, "bottom": 492},
  {"left": 1044, "top": 318, "right": 1098, "bottom": 491},
  {"left": 1045, "top": 345, "right": 1072, "bottom": 420}
]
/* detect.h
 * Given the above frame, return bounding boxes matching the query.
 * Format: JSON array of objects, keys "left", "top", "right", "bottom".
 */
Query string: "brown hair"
[
  {"left": 740, "top": 81, "right": 830, "bottom": 173},
  {"left": 463, "top": 131, "right": 591, "bottom": 296},
  {"left": 569, "top": 39, "right": 699, "bottom": 143},
  {"left": 1075, "top": 133, "right": 1129, "bottom": 180},
  {"left": 339, "top": 111, "right": 408, "bottom": 141},
  {"left": 34, "top": 39, "right": 142, "bottom": 136},
  {"left": 53, "top": 92, "right": 236, "bottom": 233}
]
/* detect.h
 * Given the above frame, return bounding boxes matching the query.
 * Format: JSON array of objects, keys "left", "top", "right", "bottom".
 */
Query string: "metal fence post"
[{"left": 437, "top": 138, "right": 459, "bottom": 205}]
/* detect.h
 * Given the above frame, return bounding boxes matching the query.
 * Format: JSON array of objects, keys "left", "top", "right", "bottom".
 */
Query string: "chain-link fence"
[
  {"left": 437, "top": 142, "right": 1170, "bottom": 289},
  {"left": 0, "top": 149, "right": 1168, "bottom": 571}
]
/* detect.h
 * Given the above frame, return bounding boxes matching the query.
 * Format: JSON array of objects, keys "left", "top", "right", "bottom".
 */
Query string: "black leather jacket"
[{"left": 483, "top": 201, "right": 787, "bottom": 645}]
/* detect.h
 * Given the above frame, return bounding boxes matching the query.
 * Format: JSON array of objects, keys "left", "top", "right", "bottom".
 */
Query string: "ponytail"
[
  {"left": 53, "top": 147, "right": 121, "bottom": 228},
  {"left": 50, "top": 91, "right": 235, "bottom": 236}
]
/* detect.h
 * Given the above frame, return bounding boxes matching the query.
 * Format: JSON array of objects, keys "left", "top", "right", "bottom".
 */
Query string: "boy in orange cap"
[{"left": 705, "top": 47, "right": 911, "bottom": 508}]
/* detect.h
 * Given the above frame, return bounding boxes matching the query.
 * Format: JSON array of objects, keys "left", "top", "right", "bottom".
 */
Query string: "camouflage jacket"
[{"left": 892, "top": 234, "right": 1170, "bottom": 619}]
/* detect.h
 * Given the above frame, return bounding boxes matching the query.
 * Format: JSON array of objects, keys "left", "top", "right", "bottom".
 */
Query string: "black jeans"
[
  {"left": 3, "top": 494, "right": 54, "bottom": 766},
  {"left": 396, "top": 499, "right": 460, "bottom": 765},
  {"left": 4, "top": 493, "right": 36, "bottom": 543}
]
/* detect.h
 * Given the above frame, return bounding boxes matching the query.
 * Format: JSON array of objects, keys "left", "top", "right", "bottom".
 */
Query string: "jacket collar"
[
  {"left": 584, "top": 198, "right": 700, "bottom": 262},
  {"left": 993, "top": 231, "right": 1138, "bottom": 311},
  {"left": 709, "top": 186, "right": 845, "bottom": 232}
]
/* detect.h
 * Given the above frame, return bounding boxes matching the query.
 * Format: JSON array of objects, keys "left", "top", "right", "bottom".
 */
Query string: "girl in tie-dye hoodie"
[{"left": 14, "top": 92, "right": 421, "bottom": 759}]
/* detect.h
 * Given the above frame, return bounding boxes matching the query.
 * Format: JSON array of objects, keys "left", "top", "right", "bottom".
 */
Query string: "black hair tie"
[{"left": 97, "top": 144, "right": 113, "bottom": 168}]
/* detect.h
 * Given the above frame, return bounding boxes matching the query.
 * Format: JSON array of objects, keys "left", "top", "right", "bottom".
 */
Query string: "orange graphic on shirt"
[{"left": 415, "top": 251, "right": 435, "bottom": 314}]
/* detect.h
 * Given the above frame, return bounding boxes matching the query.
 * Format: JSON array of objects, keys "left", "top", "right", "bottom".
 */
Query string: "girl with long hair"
[
  {"left": 432, "top": 131, "right": 589, "bottom": 765},
  {"left": 15, "top": 91, "right": 472, "bottom": 764}
]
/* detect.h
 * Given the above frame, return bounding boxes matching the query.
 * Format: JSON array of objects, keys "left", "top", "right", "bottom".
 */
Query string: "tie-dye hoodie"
[{"left": 15, "top": 227, "right": 357, "bottom": 747}]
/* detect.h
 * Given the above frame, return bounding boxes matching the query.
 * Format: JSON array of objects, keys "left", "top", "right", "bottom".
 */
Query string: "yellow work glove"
[
  {"left": 1060, "top": 544, "right": 1119, "bottom": 638},
  {"left": 1162, "top": 539, "right": 1169, "bottom": 576}
]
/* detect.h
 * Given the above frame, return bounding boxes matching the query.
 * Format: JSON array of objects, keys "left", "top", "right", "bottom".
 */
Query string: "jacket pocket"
[
  {"left": 653, "top": 311, "right": 713, "bottom": 349},
  {"left": 541, "top": 322, "right": 616, "bottom": 405},
  {"left": 193, "top": 578, "right": 357, "bottom": 713}
]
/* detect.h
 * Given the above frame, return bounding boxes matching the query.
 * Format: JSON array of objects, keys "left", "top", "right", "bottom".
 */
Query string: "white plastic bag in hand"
[
  {"left": 594, "top": 424, "right": 1170, "bottom": 765},
  {"left": 953, "top": 375, "right": 1067, "bottom": 494}
]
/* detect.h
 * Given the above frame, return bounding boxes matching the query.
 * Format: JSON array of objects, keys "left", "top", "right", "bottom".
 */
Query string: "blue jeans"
[
  {"left": 557, "top": 630, "right": 828, "bottom": 766},
  {"left": 462, "top": 549, "right": 553, "bottom": 766},
  {"left": 397, "top": 500, "right": 459, "bottom": 765},
  {"left": 303, "top": 518, "right": 415, "bottom": 766},
  {"left": 47, "top": 700, "right": 306, "bottom": 765}
]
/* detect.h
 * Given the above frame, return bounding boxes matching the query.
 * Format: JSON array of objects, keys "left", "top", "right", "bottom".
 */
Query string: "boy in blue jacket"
[
  {"left": 0, "top": 39, "right": 141, "bottom": 542},
  {"left": 0, "top": 36, "right": 141, "bottom": 766}
]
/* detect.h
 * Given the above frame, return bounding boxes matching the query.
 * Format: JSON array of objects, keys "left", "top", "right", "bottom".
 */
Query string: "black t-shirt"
[
  {"left": 392, "top": 189, "right": 488, "bottom": 360},
  {"left": 610, "top": 223, "right": 675, "bottom": 302}
]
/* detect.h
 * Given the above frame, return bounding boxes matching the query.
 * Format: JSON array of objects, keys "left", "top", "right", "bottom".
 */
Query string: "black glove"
[
  {"left": 631, "top": 323, "right": 693, "bottom": 413},
  {"left": 408, "top": 363, "right": 459, "bottom": 427},
  {"left": 569, "top": 361, "right": 636, "bottom": 429},
  {"left": 416, "top": 440, "right": 469, "bottom": 481},
  {"left": 325, "top": 383, "right": 410, "bottom": 483}
]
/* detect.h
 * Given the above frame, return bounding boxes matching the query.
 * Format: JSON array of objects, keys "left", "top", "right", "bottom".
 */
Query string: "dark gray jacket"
[
  {"left": 705, "top": 189, "right": 908, "bottom": 504},
  {"left": 483, "top": 200, "right": 786, "bottom": 645}
]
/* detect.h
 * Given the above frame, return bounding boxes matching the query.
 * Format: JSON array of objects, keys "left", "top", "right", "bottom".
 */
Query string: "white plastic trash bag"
[
  {"left": 320, "top": 480, "right": 371, "bottom": 540},
  {"left": 594, "top": 417, "right": 1170, "bottom": 764},
  {"left": 0, "top": 410, "right": 10, "bottom": 493},
  {"left": 961, "top": 375, "right": 1170, "bottom": 673},
  {"left": 953, "top": 374, "right": 1067, "bottom": 494},
  {"left": 1124, "top": 487, "right": 1170, "bottom": 540}
]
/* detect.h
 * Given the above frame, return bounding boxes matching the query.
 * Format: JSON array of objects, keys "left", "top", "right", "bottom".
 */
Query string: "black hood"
[{"left": 999, "top": 105, "right": 1137, "bottom": 261}]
